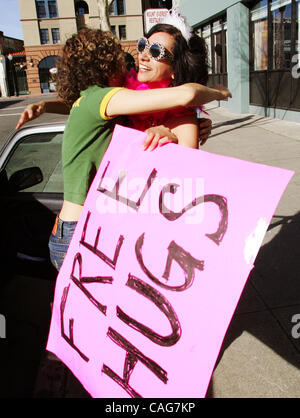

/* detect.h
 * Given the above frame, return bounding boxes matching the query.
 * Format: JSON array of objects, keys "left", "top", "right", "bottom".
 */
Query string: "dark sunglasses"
[{"left": 137, "top": 37, "right": 173, "bottom": 61}]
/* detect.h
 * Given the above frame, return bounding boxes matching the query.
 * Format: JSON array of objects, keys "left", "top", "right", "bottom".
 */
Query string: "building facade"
[
  {"left": 181, "top": 0, "right": 300, "bottom": 122},
  {"left": 0, "top": 32, "right": 26, "bottom": 97},
  {"left": 0, "top": 31, "right": 24, "bottom": 55},
  {"left": 18, "top": 0, "right": 146, "bottom": 94}
]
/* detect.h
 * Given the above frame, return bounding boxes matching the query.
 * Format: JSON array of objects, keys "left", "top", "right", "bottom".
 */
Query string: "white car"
[
  {"left": 0, "top": 122, "right": 65, "bottom": 277},
  {"left": 0, "top": 123, "right": 88, "bottom": 398}
]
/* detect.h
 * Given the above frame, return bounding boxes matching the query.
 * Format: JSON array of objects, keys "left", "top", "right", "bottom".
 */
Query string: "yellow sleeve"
[{"left": 100, "top": 87, "right": 124, "bottom": 120}]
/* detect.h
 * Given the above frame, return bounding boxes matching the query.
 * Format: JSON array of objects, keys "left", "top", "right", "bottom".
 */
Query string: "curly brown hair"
[{"left": 56, "top": 28, "right": 125, "bottom": 108}]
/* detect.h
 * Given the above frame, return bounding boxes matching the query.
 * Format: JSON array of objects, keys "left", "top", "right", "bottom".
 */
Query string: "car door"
[
  {"left": 0, "top": 123, "right": 65, "bottom": 281},
  {"left": 0, "top": 123, "right": 68, "bottom": 397}
]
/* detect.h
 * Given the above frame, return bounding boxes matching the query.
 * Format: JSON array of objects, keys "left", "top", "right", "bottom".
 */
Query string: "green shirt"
[{"left": 62, "top": 85, "right": 123, "bottom": 205}]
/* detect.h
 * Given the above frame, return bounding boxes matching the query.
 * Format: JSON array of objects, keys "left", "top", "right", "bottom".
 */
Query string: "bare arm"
[
  {"left": 166, "top": 113, "right": 199, "bottom": 149},
  {"left": 106, "top": 84, "right": 231, "bottom": 118},
  {"left": 16, "top": 98, "right": 70, "bottom": 129}
]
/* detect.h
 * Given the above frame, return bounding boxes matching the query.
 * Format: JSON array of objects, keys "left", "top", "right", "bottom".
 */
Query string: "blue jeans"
[{"left": 48, "top": 217, "right": 77, "bottom": 271}]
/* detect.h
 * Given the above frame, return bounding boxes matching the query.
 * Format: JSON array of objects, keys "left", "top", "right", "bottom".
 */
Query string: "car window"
[{"left": 4, "top": 132, "right": 63, "bottom": 193}]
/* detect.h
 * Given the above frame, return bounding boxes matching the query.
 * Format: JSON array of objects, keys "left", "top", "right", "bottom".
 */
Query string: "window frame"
[
  {"left": 0, "top": 124, "right": 65, "bottom": 195},
  {"left": 196, "top": 17, "right": 228, "bottom": 88},
  {"left": 118, "top": 25, "right": 127, "bottom": 40},
  {"left": 35, "top": 0, "right": 58, "bottom": 19},
  {"left": 109, "top": 0, "right": 126, "bottom": 16},
  {"left": 249, "top": 0, "right": 300, "bottom": 111},
  {"left": 51, "top": 28, "right": 60, "bottom": 44},
  {"left": 40, "top": 28, "right": 50, "bottom": 45}
]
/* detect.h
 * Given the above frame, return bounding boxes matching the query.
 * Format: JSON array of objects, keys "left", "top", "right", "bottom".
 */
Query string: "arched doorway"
[
  {"left": 75, "top": 1, "right": 89, "bottom": 29},
  {"left": 75, "top": 0, "right": 89, "bottom": 15},
  {"left": 38, "top": 55, "right": 58, "bottom": 93}
]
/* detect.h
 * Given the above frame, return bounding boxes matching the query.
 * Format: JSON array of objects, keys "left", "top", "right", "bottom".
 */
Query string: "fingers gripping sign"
[
  {"left": 143, "top": 125, "right": 178, "bottom": 150},
  {"left": 198, "top": 117, "right": 212, "bottom": 146}
]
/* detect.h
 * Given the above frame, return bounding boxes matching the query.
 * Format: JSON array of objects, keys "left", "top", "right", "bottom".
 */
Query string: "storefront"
[
  {"left": 181, "top": 0, "right": 300, "bottom": 122},
  {"left": 250, "top": 0, "right": 300, "bottom": 112},
  {"left": 197, "top": 17, "right": 228, "bottom": 89}
]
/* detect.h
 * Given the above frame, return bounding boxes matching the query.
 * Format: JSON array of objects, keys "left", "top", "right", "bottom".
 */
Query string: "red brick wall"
[
  {"left": 25, "top": 44, "right": 62, "bottom": 94},
  {"left": 24, "top": 41, "right": 138, "bottom": 95}
]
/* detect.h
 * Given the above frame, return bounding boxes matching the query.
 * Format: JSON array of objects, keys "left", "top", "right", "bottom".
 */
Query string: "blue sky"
[{"left": 0, "top": 0, "right": 23, "bottom": 40}]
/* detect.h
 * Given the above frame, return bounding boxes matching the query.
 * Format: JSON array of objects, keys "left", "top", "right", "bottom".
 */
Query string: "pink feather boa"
[{"left": 124, "top": 69, "right": 205, "bottom": 131}]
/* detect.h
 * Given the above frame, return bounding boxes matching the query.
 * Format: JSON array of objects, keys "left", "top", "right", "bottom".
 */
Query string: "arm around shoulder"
[{"left": 105, "top": 84, "right": 232, "bottom": 118}]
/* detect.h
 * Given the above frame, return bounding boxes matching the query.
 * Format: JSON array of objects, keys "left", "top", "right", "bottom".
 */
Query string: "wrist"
[
  {"left": 214, "top": 89, "right": 224, "bottom": 101},
  {"left": 40, "top": 101, "right": 46, "bottom": 113}
]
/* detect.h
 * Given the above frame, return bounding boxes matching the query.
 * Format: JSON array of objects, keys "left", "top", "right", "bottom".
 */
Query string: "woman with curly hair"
[{"left": 17, "top": 27, "right": 231, "bottom": 271}]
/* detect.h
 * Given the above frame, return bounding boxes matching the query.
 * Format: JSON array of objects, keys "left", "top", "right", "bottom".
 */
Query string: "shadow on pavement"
[
  {"left": 210, "top": 116, "right": 266, "bottom": 139},
  {"left": 206, "top": 211, "right": 300, "bottom": 397},
  {"left": 0, "top": 100, "right": 23, "bottom": 109}
]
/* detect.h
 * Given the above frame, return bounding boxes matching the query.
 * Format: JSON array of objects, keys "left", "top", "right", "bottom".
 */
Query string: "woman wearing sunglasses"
[
  {"left": 125, "top": 18, "right": 212, "bottom": 149},
  {"left": 16, "top": 27, "right": 230, "bottom": 271}
]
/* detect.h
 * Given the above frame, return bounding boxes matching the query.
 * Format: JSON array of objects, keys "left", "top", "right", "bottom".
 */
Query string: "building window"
[
  {"left": 111, "top": 25, "right": 116, "bottom": 36},
  {"left": 271, "top": 0, "right": 292, "bottom": 69},
  {"left": 251, "top": 0, "right": 268, "bottom": 70},
  {"left": 36, "top": 1, "right": 47, "bottom": 18},
  {"left": 109, "top": 0, "right": 126, "bottom": 16},
  {"left": 117, "top": 0, "right": 125, "bottom": 14},
  {"left": 250, "top": 0, "right": 300, "bottom": 110},
  {"left": 199, "top": 19, "right": 227, "bottom": 75},
  {"left": 201, "top": 25, "right": 212, "bottom": 74},
  {"left": 40, "top": 29, "right": 50, "bottom": 44},
  {"left": 51, "top": 28, "right": 60, "bottom": 44},
  {"left": 250, "top": 0, "right": 300, "bottom": 70},
  {"left": 119, "top": 25, "right": 127, "bottom": 40},
  {"left": 75, "top": 1, "right": 89, "bottom": 15},
  {"left": 213, "top": 20, "right": 227, "bottom": 74},
  {"left": 48, "top": 1, "right": 58, "bottom": 18},
  {"left": 35, "top": 0, "right": 58, "bottom": 19}
]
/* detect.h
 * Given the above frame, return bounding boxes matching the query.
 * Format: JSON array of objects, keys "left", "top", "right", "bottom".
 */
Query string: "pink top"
[{"left": 124, "top": 69, "right": 198, "bottom": 131}]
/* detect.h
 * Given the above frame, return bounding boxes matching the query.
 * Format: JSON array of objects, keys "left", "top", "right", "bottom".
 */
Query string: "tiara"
[{"left": 162, "top": 7, "right": 193, "bottom": 42}]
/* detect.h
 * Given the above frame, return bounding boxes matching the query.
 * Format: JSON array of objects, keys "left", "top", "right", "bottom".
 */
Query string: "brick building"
[
  {"left": 0, "top": 31, "right": 24, "bottom": 55},
  {"left": 18, "top": 0, "right": 148, "bottom": 94}
]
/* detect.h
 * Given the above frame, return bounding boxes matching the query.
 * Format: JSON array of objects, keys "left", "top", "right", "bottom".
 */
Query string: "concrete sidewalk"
[{"left": 202, "top": 104, "right": 300, "bottom": 398}]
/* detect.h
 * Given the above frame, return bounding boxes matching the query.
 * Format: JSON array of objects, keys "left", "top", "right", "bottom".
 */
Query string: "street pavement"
[
  {"left": 201, "top": 104, "right": 300, "bottom": 398},
  {"left": 0, "top": 93, "right": 68, "bottom": 148}
]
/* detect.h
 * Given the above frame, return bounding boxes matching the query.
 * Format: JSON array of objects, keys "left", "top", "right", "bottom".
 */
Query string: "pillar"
[{"left": 226, "top": 2, "right": 250, "bottom": 114}]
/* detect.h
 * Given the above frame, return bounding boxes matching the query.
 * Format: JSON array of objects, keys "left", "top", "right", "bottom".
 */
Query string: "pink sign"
[{"left": 46, "top": 125, "right": 293, "bottom": 398}]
